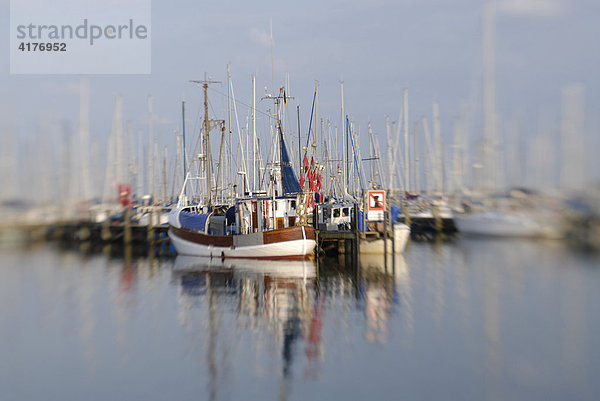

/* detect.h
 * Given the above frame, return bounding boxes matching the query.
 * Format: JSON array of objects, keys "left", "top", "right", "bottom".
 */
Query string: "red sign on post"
[
  {"left": 367, "top": 190, "right": 385, "bottom": 221},
  {"left": 367, "top": 190, "right": 385, "bottom": 211}
]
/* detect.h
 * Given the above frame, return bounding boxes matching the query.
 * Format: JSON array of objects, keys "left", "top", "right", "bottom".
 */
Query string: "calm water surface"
[{"left": 1, "top": 240, "right": 599, "bottom": 401}]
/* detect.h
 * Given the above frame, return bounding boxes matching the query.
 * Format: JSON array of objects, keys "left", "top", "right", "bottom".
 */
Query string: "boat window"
[
  {"left": 290, "top": 200, "right": 296, "bottom": 208},
  {"left": 342, "top": 208, "right": 349, "bottom": 217},
  {"left": 333, "top": 208, "right": 340, "bottom": 218}
]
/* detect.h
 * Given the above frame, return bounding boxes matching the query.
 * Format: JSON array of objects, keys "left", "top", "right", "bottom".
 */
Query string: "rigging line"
[
  {"left": 207, "top": 96, "right": 218, "bottom": 123},
  {"left": 207, "top": 87, "right": 272, "bottom": 119},
  {"left": 304, "top": 88, "right": 317, "bottom": 150},
  {"left": 259, "top": 113, "right": 277, "bottom": 189},
  {"left": 229, "top": 79, "right": 250, "bottom": 190},
  {"left": 348, "top": 117, "right": 365, "bottom": 190}
]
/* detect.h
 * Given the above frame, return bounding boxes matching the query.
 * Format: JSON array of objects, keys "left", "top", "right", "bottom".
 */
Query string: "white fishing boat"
[
  {"left": 168, "top": 199, "right": 316, "bottom": 260},
  {"left": 168, "top": 84, "right": 316, "bottom": 260}
]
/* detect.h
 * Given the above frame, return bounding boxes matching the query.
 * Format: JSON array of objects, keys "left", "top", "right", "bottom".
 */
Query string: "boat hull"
[
  {"left": 455, "top": 212, "right": 562, "bottom": 239},
  {"left": 169, "top": 225, "right": 316, "bottom": 260}
]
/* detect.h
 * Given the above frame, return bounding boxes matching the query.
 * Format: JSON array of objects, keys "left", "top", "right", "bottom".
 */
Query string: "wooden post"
[
  {"left": 124, "top": 208, "right": 131, "bottom": 245},
  {"left": 315, "top": 229, "right": 320, "bottom": 259},
  {"left": 403, "top": 201, "right": 412, "bottom": 228},
  {"left": 383, "top": 197, "right": 388, "bottom": 268},
  {"left": 353, "top": 203, "right": 359, "bottom": 266},
  {"left": 148, "top": 209, "right": 154, "bottom": 243},
  {"left": 316, "top": 230, "right": 320, "bottom": 272},
  {"left": 101, "top": 211, "right": 111, "bottom": 242},
  {"left": 432, "top": 203, "right": 442, "bottom": 234},
  {"left": 391, "top": 194, "right": 396, "bottom": 256}
]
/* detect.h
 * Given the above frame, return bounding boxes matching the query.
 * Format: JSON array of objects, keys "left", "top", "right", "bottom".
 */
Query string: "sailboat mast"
[
  {"left": 182, "top": 101, "right": 186, "bottom": 189},
  {"left": 483, "top": 1, "right": 497, "bottom": 192},
  {"left": 297, "top": 105, "right": 301, "bottom": 178},
  {"left": 386, "top": 116, "right": 393, "bottom": 191},
  {"left": 403, "top": 88, "right": 409, "bottom": 194},
  {"left": 341, "top": 81, "right": 348, "bottom": 191},
  {"left": 147, "top": 96, "right": 154, "bottom": 197},
  {"left": 433, "top": 100, "right": 442, "bottom": 194},
  {"left": 78, "top": 77, "right": 91, "bottom": 201},
  {"left": 115, "top": 94, "right": 123, "bottom": 186},
  {"left": 203, "top": 82, "right": 213, "bottom": 205},
  {"left": 252, "top": 75, "right": 257, "bottom": 192},
  {"left": 226, "top": 66, "right": 233, "bottom": 198},
  {"left": 414, "top": 122, "right": 420, "bottom": 194}
]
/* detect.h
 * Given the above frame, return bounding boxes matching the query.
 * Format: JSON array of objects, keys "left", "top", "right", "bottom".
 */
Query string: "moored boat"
[
  {"left": 168, "top": 206, "right": 316, "bottom": 259},
  {"left": 168, "top": 83, "right": 315, "bottom": 260}
]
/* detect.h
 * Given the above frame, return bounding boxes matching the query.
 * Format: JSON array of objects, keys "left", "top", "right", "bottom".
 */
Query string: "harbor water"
[{"left": 1, "top": 240, "right": 598, "bottom": 401}]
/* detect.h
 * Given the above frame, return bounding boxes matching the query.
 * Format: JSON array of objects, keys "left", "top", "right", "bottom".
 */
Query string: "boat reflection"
[
  {"left": 170, "top": 254, "right": 411, "bottom": 399},
  {"left": 358, "top": 253, "right": 410, "bottom": 343},
  {"left": 172, "top": 256, "right": 319, "bottom": 399}
]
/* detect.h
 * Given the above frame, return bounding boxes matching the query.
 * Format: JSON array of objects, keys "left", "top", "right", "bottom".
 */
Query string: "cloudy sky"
[{"left": 1, "top": 0, "right": 599, "bottom": 196}]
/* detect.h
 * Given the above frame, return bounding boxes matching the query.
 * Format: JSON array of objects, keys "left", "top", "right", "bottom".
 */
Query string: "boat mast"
[
  {"left": 422, "top": 116, "right": 434, "bottom": 195},
  {"left": 147, "top": 96, "right": 154, "bottom": 198},
  {"left": 433, "top": 100, "right": 443, "bottom": 194},
  {"left": 252, "top": 74, "right": 257, "bottom": 192},
  {"left": 414, "top": 122, "right": 420, "bottom": 194},
  {"left": 341, "top": 81, "right": 348, "bottom": 192},
  {"left": 403, "top": 88, "right": 409, "bottom": 195},
  {"left": 78, "top": 77, "right": 92, "bottom": 201},
  {"left": 226, "top": 65, "right": 233, "bottom": 198},
  {"left": 483, "top": 1, "right": 498, "bottom": 193},
  {"left": 204, "top": 81, "right": 211, "bottom": 203},
  {"left": 181, "top": 100, "right": 186, "bottom": 191},
  {"left": 191, "top": 78, "right": 221, "bottom": 206},
  {"left": 297, "top": 105, "right": 301, "bottom": 178}
]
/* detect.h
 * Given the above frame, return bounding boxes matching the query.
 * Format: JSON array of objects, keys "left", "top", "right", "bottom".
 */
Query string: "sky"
[{"left": 1, "top": 0, "right": 599, "bottom": 199}]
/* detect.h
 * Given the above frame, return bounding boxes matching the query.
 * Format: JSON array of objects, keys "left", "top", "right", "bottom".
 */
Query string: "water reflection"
[
  {"left": 359, "top": 253, "right": 410, "bottom": 343},
  {"left": 172, "top": 257, "right": 318, "bottom": 400},
  {"left": 170, "top": 254, "right": 412, "bottom": 399},
  {"left": 1, "top": 243, "right": 598, "bottom": 401}
]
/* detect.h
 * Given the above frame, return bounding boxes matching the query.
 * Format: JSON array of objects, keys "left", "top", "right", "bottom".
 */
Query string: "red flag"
[
  {"left": 300, "top": 175, "right": 304, "bottom": 188},
  {"left": 310, "top": 156, "right": 315, "bottom": 171},
  {"left": 303, "top": 153, "right": 309, "bottom": 172},
  {"left": 117, "top": 184, "right": 132, "bottom": 207}
]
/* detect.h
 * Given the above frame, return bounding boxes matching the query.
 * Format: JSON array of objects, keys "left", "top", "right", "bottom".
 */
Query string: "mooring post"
[
  {"left": 353, "top": 203, "right": 359, "bottom": 267},
  {"left": 403, "top": 201, "right": 412, "bottom": 228},
  {"left": 148, "top": 209, "right": 154, "bottom": 243},
  {"left": 315, "top": 229, "right": 320, "bottom": 260},
  {"left": 384, "top": 190, "right": 389, "bottom": 269},
  {"left": 124, "top": 208, "right": 131, "bottom": 245},
  {"left": 391, "top": 195, "right": 396, "bottom": 256},
  {"left": 101, "top": 211, "right": 111, "bottom": 242},
  {"left": 432, "top": 203, "right": 442, "bottom": 234}
]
